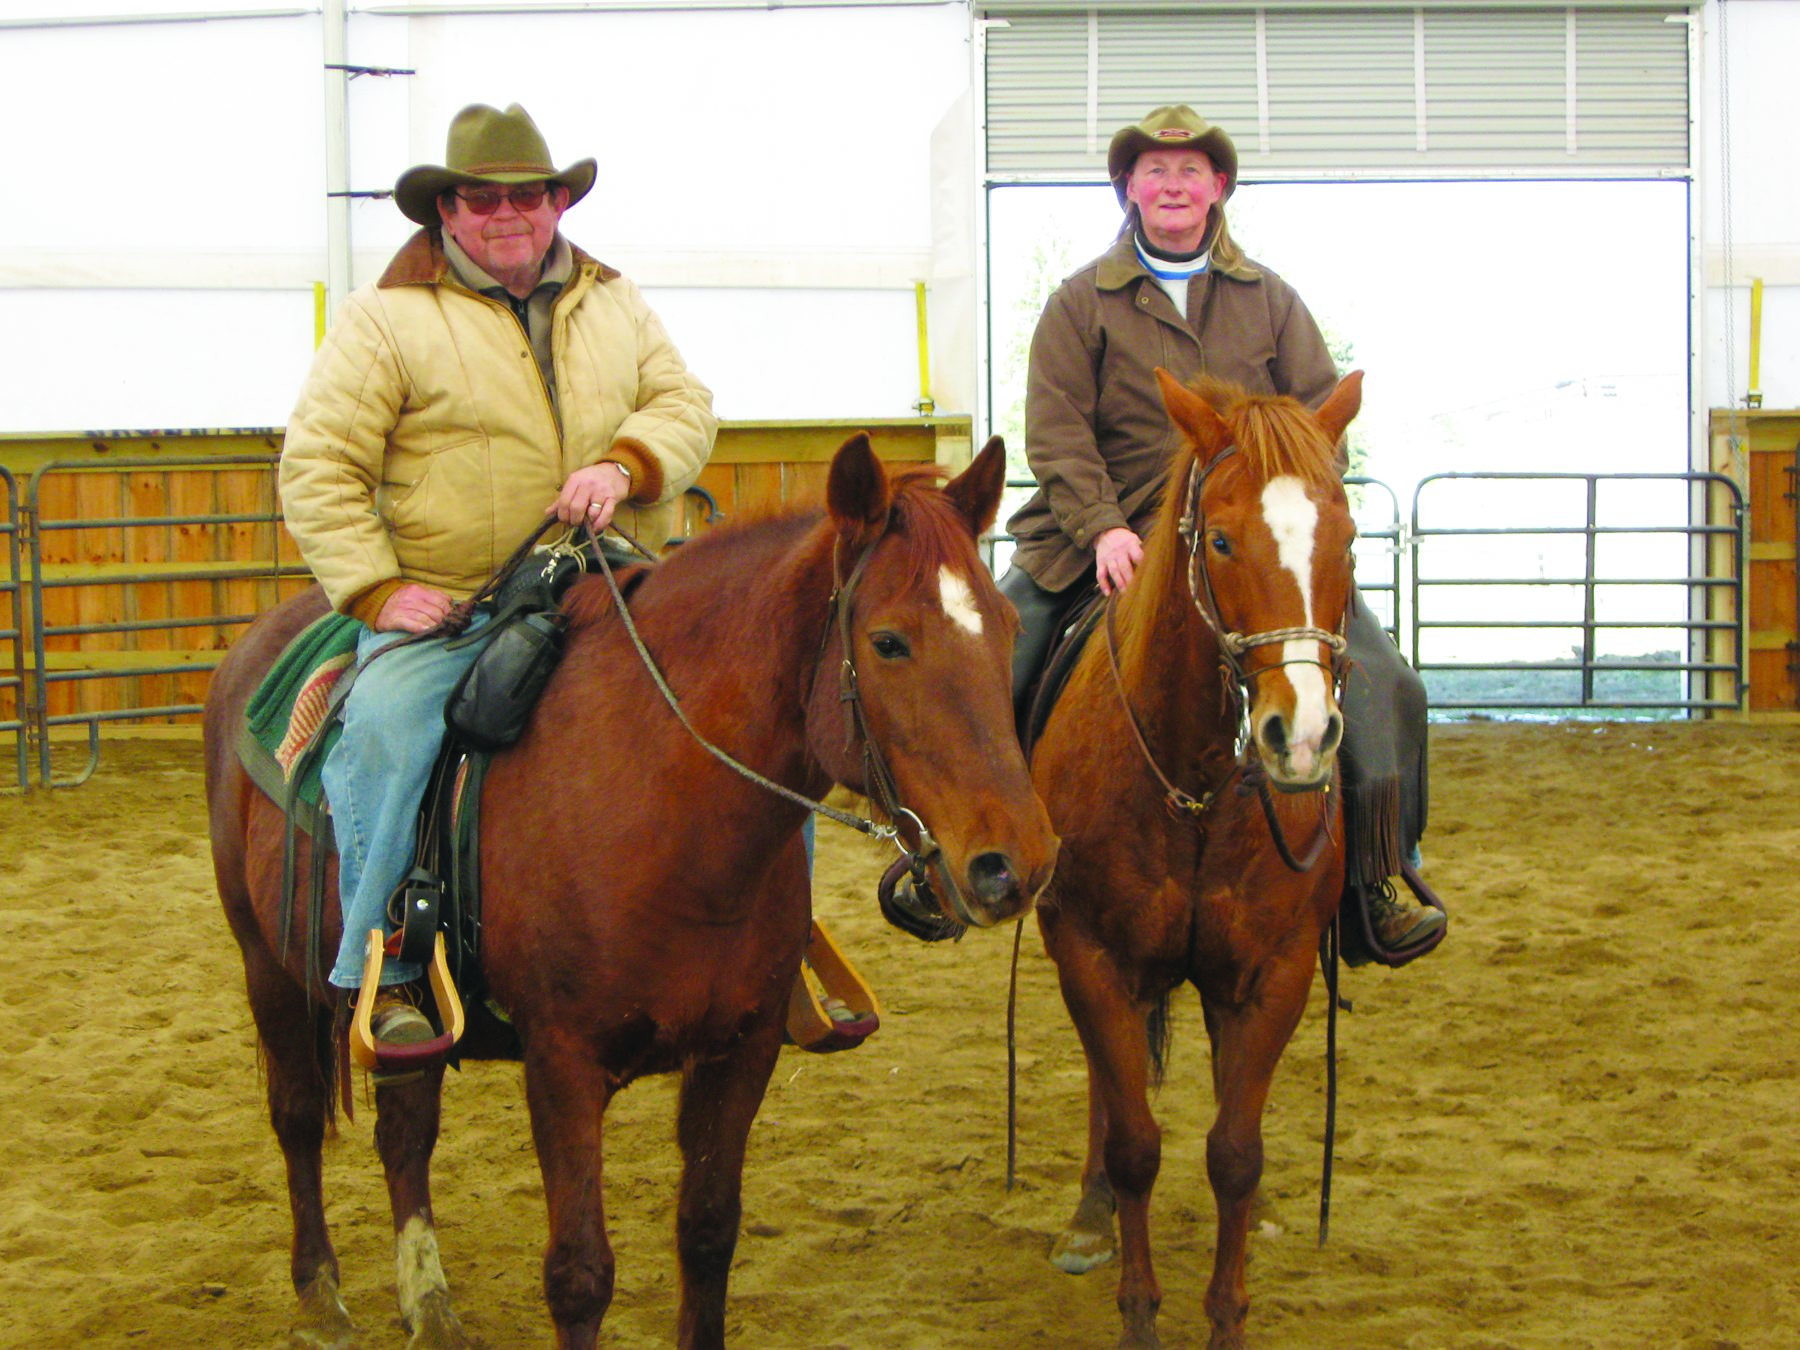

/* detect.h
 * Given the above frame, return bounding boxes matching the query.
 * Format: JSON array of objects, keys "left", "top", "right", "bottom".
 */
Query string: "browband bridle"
[
  {"left": 826, "top": 529, "right": 960, "bottom": 908},
  {"left": 1176, "top": 447, "right": 1349, "bottom": 754},
  {"left": 587, "top": 518, "right": 950, "bottom": 896},
  {"left": 1105, "top": 444, "right": 1349, "bottom": 873}
]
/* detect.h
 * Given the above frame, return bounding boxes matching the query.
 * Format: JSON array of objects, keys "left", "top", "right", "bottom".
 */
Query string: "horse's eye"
[
  {"left": 1209, "top": 531, "right": 1232, "bottom": 557},
  {"left": 870, "top": 632, "right": 910, "bottom": 660}
]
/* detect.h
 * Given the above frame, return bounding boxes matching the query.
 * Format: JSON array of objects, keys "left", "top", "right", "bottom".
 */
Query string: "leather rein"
[
  {"left": 583, "top": 519, "right": 950, "bottom": 886},
  {"left": 1104, "top": 446, "right": 1348, "bottom": 874}
]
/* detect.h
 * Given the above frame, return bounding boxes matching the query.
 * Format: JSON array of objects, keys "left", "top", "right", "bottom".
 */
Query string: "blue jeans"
[{"left": 323, "top": 615, "right": 487, "bottom": 989}]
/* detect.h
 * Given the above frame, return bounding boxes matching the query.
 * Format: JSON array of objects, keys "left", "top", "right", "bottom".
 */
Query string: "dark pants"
[{"left": 999, "top": 563, "right": 1428, "bottom": 874}]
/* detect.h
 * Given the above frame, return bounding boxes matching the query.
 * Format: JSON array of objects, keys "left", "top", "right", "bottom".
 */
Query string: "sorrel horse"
[
  {"left": 203, "top": 433, "right": 1058, "bottom": 1350},
  {"left": 1030, "top": 370, "right": 1363, "bottom": 1350}
]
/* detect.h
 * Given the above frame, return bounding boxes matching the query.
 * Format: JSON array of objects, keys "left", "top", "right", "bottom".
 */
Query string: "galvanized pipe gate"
[{"left": 0, "top": 461, "right": 1753, "bottom": 791}]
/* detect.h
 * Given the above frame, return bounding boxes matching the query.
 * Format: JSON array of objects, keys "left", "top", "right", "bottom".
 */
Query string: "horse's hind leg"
[
  {"left": 375, "top": 1067, "right": 473, "bottom": 1349},
  {"left": 1198, "top": 949, "right": 1316, "bottom": 1350},
  {"left": 237, "top": 941, "right": 356, "bottom": 1350},
  {"left": 523, "top": 1037, "right": 617, "bottom": 1350},
  {"left": 674, "top": 1028, "right": 784, "bottom": 1350},
  {"left": 1045, "top": 931, "right": 1165, "bottom": 1350}
]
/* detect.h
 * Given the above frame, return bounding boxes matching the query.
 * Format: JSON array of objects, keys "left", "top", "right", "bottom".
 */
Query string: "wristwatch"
[{"left": 604, "top": 460, "right": 633, "bottom": 494}]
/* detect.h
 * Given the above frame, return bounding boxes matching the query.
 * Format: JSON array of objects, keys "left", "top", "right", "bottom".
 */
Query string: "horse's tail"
[
  {"left": 1146, "top": 993, "right": 1173, "bottom": 1088},
  {"left": 252, "top": 995, "right": 348, "bottom": 1129}
]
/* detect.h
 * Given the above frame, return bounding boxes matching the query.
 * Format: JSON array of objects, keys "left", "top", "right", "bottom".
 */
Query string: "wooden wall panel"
[
  {"left": 0, "top": 419, "right": 970, "bottom": 737},
  {"left": 1713, "top": 410, "right": 1800, "bottom": 712}
]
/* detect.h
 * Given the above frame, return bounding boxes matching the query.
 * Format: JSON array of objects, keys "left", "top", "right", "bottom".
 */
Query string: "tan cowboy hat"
[
  {"left": 393, "top": 103, "right": 597, "bottom": 227},
  {"left": 1106, "top": 105, "right": 1238, "bottom": 207}
]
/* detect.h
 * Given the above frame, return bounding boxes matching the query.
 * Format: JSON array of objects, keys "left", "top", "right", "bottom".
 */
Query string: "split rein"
[
  {"left": 575, "top": 518, "right": 947, "bottom": 879},
  {"left": 1105, "top": 447, "right": 1348, "bottom": 875}
]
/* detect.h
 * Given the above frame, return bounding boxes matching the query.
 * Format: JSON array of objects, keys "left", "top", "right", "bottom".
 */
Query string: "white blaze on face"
[
  {"left": 937, "top": 565, "right": 984, "bottom": 636},
  {"left": 1260, "top": 477, "right": 1331, "bottom": 770}
]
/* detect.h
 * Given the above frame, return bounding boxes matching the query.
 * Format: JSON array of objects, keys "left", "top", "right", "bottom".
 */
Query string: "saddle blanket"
[{"left": 239, "top": 611, "right": 363, "bottom": 811}]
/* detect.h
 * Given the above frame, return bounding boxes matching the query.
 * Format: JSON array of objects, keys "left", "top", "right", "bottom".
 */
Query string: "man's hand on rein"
[
  {"left": 376, "top": 582, "right": 456, "bottom": 634},
  {"left": 550, "top": 462, "right": 633, "bottom": 531}
]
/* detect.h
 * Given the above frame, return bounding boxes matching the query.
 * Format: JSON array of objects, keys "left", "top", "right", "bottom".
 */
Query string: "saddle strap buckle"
[{"left": 386, "top": 866, "right": 443, "bottom": 967}]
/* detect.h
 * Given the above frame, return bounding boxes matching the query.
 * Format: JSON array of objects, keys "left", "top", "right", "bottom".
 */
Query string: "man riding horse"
[{"left": 279, "top": 103, "right": 718, "bottom": 1047}]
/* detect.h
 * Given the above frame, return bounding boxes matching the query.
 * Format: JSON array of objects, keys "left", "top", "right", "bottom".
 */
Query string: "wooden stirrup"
[{"left": 785, "top": 918, "right": 881, "bottom": 1053}]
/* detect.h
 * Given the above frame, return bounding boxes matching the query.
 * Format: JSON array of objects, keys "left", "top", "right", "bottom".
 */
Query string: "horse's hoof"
[
  {"left": 406, "top": 1291, "right": 474, "bottom": 1350},
  {"left": 1049, "top": 1225, "right": 1117, "bottom": 1274},
  {"left": 289, "top": 1276, "right": 358, "bottom": 1350},
  {"left": 1117, "top": 1321, "right": 1163, "bottom": 1350}
]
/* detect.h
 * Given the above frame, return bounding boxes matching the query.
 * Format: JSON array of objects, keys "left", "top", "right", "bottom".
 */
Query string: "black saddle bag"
[{"left": 442, "top": 551, "right": 584, "bottom": 752}]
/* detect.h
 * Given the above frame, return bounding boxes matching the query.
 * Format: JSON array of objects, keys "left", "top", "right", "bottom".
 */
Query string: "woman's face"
[{"left": 1125, "top": 149, "right": 1229, "bottom": 253}]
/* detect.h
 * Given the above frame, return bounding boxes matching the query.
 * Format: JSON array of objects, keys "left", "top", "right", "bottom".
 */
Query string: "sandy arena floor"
[{"left": 1, "top": 720, "right": 1795, "bottom": 1349}]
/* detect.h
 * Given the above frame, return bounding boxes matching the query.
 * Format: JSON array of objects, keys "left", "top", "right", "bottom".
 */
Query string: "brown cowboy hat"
[
  {"left": 393, "top": 103, "right": 597, "bottom": 227},
  {"left": 1106, "top": 105, "right": 1238, "bottom": 207}
]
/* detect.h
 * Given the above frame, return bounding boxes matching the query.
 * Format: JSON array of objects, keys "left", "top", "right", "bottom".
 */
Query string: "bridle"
[
  {"left": 1105, "top": 444, "right": 1350, "bottom": 873},
  {"left": 584, "top": 518, "right": 956, "bottom": 907},
  {"left": 824, "top": 529, "right": 964, "bottom": 914},
  {"left": 1176, "top": 447, "right": 1350, "bottom": 757}
]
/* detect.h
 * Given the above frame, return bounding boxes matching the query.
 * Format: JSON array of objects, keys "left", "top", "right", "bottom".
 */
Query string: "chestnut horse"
[
  {"left": 1031, "top": 371, "right": 1363, "bottom": 1350},
  {"left": 204, "top": 434, "right": 1058, "bottom": 1350}
]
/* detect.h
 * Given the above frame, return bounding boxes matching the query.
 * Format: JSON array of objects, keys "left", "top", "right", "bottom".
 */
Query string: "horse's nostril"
[
  {"left": 1322, "top": 712, "right": 1344, "bottom": 757},
  {"left": 968, "top": 851, "right": 1018, "bottom": 902},
  {"left": 1262, "top": 715, "right": 1289, "bottom": 757}
]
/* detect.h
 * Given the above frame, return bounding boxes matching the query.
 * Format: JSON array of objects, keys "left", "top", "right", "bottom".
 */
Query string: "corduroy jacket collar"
[
  {"left": 377, "top": 227, "right": 620, "bottom": 291},
  {"left": 1092, "top": 223, "right": 1260, "bottom": 291}
]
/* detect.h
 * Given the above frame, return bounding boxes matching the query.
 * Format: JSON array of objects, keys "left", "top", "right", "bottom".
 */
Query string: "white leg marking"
[
  {"left": 937, "top": 565, "right": 984, "bottom": 636},
  {"left": 1261, "top": 479, "right": 1331, "bottom": 767},
  {"left": 395, "top": 1212, "right": 448, "bottom": 1325}
]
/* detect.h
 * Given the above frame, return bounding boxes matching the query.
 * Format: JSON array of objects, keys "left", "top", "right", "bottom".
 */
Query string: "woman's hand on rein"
[{"left": 1095, "top": 527, "right": 1144, "bottom": 596}]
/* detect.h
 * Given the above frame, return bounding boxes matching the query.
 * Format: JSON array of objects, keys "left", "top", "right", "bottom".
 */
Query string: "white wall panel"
[{"left": 0, "top": 289, "right": 317, "bottom": 432}]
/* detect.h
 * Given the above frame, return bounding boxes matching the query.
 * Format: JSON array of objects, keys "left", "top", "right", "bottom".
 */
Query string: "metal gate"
[
  {"left": 1, "top": 463, "right": 1752, "bottom": 791},
  {"left": 1410, "top": 471, "right": 1745, "bottom": 717},
  {"left": 16, "top": 454, "right": 308, "bottom": 789},
  {"left": 992, "top": 469, "right": 1746, "bottom": 723},
  {"left": 1, "top": 467, "right": 25, "bottom": 792}
]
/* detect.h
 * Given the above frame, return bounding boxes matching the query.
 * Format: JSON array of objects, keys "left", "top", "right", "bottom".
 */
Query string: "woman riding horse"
[{"left": 1001, "top": 103, "right": 1445, "bottom": 957}]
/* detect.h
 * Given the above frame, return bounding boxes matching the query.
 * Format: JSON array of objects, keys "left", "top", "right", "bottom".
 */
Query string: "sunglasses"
[{"left": 454, "top": 184, "right": 552, "bottom": 215}]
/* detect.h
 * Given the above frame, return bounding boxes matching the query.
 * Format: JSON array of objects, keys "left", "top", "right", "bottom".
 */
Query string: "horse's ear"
[
  {"left": 1314, "top": 370, "right": 1364, "bottom": 445},
  {"left": 1155, "top": 368, "right": 1233, "bottom": 464},
  {"left": 943, "top": 435, "right": 1006, "bottom": 537},
  {"left": 827, "top": 432, "right": 892, "bottom": 546}
]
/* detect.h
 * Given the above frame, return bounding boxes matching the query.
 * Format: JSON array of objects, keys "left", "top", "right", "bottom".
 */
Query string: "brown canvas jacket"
[{"left": 1007, "top": 232, "right": 1338, "bottom": 594}]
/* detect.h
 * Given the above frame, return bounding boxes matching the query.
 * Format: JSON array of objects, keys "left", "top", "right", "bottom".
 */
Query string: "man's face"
[
  {"left": 1125, "top": 149, "right": 1229, "bottom": 252},
  {"left": 438, "top": 181, "right": 569, "bottom": 281}
]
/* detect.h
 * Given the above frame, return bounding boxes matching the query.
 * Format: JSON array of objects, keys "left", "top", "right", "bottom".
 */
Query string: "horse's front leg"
[
  {"left": 523, "top": 1034, "right": 617, "bottom": 1350},
  {"left": 1049, "top": 1048, "right": 1119, "bottom": 1275},
  {"left": 1044, "top": 924, "right": 1164, "bottom": 1350},
  {"left": 1198, "top": 946, "right": 1316, "bottom": 1350},
  {"left": 674, "top": 1023, "right": 784, "bottom": 1350},
  {"left": 375, "top": 1065, "right": 473, "bottom": 1349}
]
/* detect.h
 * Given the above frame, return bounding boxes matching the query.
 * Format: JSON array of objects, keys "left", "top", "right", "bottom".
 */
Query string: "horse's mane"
[
  {"left": 560, "top": 461, "right": 978, "bottom": 631},
  {"left": 1115, "top": 377, "right": 1339, "bottom": 681},
  {"left": 879, "top": 463, "right": 995, "bottom": 599}
]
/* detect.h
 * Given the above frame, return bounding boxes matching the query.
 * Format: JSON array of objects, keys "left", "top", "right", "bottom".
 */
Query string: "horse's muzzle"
[
  {"left": 1255, "top": 705, "right": 1343, "bottom": 792},
  {"left": 948, "top": 847, "right": 1058, "bottom": 928}
]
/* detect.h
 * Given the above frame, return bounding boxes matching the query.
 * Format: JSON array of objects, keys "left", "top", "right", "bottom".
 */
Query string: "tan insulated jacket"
[
  {"left": 1006, "top": 232, "right": 1338, "bottom": 594},
  {"left": 281, "top": 229, "right": 717, "bottom": 614}
]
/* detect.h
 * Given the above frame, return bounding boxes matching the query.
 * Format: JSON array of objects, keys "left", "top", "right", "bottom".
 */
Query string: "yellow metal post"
[
  {"left": 914, "top": 280, "right": 934, "bottom": 416},
  {"left": 1747, "top": 277, "right": 1763, "bottom": 408},
  {"left": 314, "top": 281, "right": 327, "bottom": 349}
]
